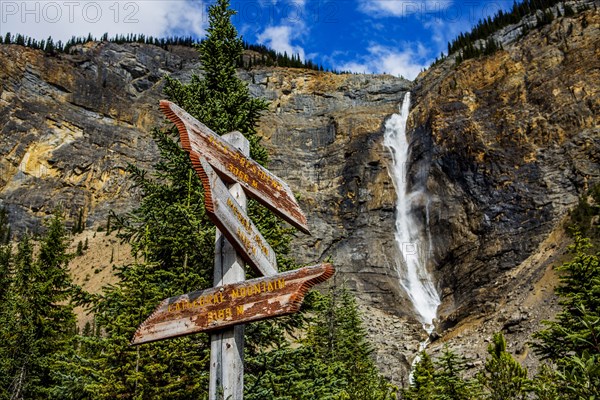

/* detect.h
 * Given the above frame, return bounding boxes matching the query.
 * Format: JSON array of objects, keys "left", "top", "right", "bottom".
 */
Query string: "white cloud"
[
  {"left": 256, "top": 24, "right": 306, "bottom": 60},
  {"left": 252, "top": 0, "right": 310, "bottom": 61},
  {"left": 359, "top": 0, "right": 453, "bottom": 18},
  {"left": 0, "top": 1, "right": 208, "bottom": 42},
  {"left": 422, "top": 17, "right": 469, "bottom": 56},
  {"left": 337, "top": 43, "right": 430, "bottom": 80}
]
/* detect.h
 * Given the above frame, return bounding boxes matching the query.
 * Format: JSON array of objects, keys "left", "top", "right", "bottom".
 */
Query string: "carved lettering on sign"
[
  {"left": 196, "top": 157, "right": 277, "bottom": 276},
  {"left": 131, "top": 263, "right": 335, "bottom": 345},
  {"left": 159, "top": 100, "right": 309, "bottom": 234}
]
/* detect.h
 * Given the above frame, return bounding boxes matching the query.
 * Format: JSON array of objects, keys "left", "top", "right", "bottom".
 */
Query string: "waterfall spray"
[{"left": 383, "top": 92, "right": 440, "bottom": 329}]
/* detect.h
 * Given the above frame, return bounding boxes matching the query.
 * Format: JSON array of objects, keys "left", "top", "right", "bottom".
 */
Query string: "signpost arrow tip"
[{"left": 159, "top": 100, "right": 310, "bottom": 235}]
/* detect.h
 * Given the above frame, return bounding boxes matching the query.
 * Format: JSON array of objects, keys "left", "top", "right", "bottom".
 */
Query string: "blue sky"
[{"left": 0, "top": 0, "right": 514, "bottom": 79}]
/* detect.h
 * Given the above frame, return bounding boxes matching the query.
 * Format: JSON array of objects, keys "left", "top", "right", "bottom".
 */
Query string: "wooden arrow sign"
[
  {"left": 160, "top": 100, "right": 309, "bottom": 234},
  {"left": 197, "top": 156, "right": 277, "bottom": 277},
  {"left": 131, "top": 263, "right": 334, "bottom": 345}
]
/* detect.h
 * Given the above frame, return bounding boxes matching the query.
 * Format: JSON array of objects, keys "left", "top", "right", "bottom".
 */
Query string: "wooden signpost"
[
  {"left": 131, "top": 263, "right": 334, "bottom": 345},
  {"left": 132, "top": 102, "right": 334, "bottom": 400},
  {"left": 197, "top": 156, "right": 277, "bottom": 277},
  {"left": 159, "top": 100, "right": 310, "bottom": 234}
]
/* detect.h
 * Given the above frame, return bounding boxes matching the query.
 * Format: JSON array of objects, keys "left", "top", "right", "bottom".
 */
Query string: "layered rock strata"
[{"left": 410, "top": 8, "right": 600, "bottom": 368}]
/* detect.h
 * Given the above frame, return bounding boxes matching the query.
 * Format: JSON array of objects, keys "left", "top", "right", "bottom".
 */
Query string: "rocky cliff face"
[
  {"left": 0, "top": 42, "right": 200, "bottom": 232},
  {"left": 0, "top": 40, "right": 415, "bottom": 312},
  {"left": 245, "top": 69, "right": 426, "bottom": 382},
  {"left": 410, "top": 6, "right": 599, "bottom": 368},
  {"left": 0, "top": 40, "right": 423, "bottom": 382},
  {"left": 0, "top": 5, "right": 598, "bottom": 384},
  {"left": 247, "top": 69, "right": 411, "bottom": 309}
]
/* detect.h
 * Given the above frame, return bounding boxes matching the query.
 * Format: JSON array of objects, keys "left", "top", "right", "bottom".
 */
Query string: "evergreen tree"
[
  {"left": 52, "top": 140, "right": 213, "bottom": 398},
  {"left": 244, "top": 329, "right": 345, "bottom": 399},
  {"left": 163, "top": 0, "right": 269, "bottom": 164},
  {"left": 0, "top": 212, "right": 13, "bottom": 400},
  {"left": 568, "top": 184, "right": 600, "bottom": 244},
  {"left": 532, "top": 233, "right": 600, "bottom": 359},
  {"left": 401, "top": 352, "right": 435, "bottom": 399},
  {"left": 530, "top": 364, "right": 559, "bottom": 400},
  {"left": 72, "top": 208, "right": 84, "bottom": 234},
  {"left": 553, "top": 350, "right": 600, "bottom": 398},
  {"left": 66, "top": 260, "right": 209, "bottom": 399},
  {"left": 434, "top": 347, "right": 481, "bottom": 400},
  {"left": 305, "top": 287, "right": 395, "bottom": 400},
  {"left": 401, "top": 348, "right": 480, "bottom": 400},
  {"left": 2, "top": 235, "right": 35, "bottom": 400},
  {"left": 43, "top": 36, "right": 55, "bottom": 54},
  {"left": 0, "top": 207, "right": 10, "bottom": 244},
  {"left": 531, "top": 232, "right": 600, "bottom": 397},
  {"left": 246, "top": 287, "right": 395, "bottom": 399},
  {"left": 0, "top": 236, "right": 11, "bottom": 306},
  {"left": 15, "top": 34, "right": 25, "bottom": 46},
  {"left": 478, "top": 332, "right": 529, "bottom": 399},
  {"left": 1, "top": 212, "right": 76, "bottom": 399}
]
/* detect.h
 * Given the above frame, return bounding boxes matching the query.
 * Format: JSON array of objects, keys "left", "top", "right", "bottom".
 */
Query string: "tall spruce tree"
[
  {"left": 434, "top": 347, "right": 481, "bottom": 400},
  {"left": 1, "top": 212, "right": 76, "bottom": 400},
  {"left": 401, "top": 348, "right": 480, "bottom": 400},
  {"left": 0, "top": 207, "right": 10, "bottom": 244},
  {"left": 52, "top": 140, "right": 213, "bottom": 398},
  {"left": 163, "top": 0, "right": 269, "bottom": 164},
  {"left": 0, "top": 207, "right": 11, "bottom": 305},
  {"left": 302, "top": 287, "right": 395, "bottom": 400},
  {"left": 0, "top": 211, "right": 13, "bottom": 400},
  {"left": 402, "top": 352, "right": 435, "bottom": 400},
  {"left": 2, "top": 235, "right": 35, "bottom": 400},
  {"left": 478, "top": 332, "right": 529, "bottom": 400},
  {"left": 532, "top": 233, "right": 600, "bottom": 359},
  {"left": 245, "top": 287, "right": 395, "bottom": 400}
]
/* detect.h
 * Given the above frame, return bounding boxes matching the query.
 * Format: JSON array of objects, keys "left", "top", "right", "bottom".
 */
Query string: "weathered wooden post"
[
  {"left": 209, "top": 131, "right": 249, "bottom": 399},
  {"left": 131, "top": 101, "right": 334, "bottom": 400}
]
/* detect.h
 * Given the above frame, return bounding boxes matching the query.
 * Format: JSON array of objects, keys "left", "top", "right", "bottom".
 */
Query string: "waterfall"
[{"left": 383, "top": 92, "right": 440, "bottom": 329}]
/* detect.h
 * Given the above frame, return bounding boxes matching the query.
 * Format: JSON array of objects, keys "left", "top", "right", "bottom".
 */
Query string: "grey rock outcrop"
[{"left": 0, "top": 42, "right": 201, "bottom": 232}]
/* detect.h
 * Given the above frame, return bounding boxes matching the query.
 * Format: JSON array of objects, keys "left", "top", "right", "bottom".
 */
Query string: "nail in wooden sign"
[
  {"left": 131, "top": 263, "right": 334, "bottom": 345},
  {"left": 160, "top": 100, "right": 309, "bottom": 234},
  {"left": 197, "top": 156, "right": 277, "bottom": 277}
]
